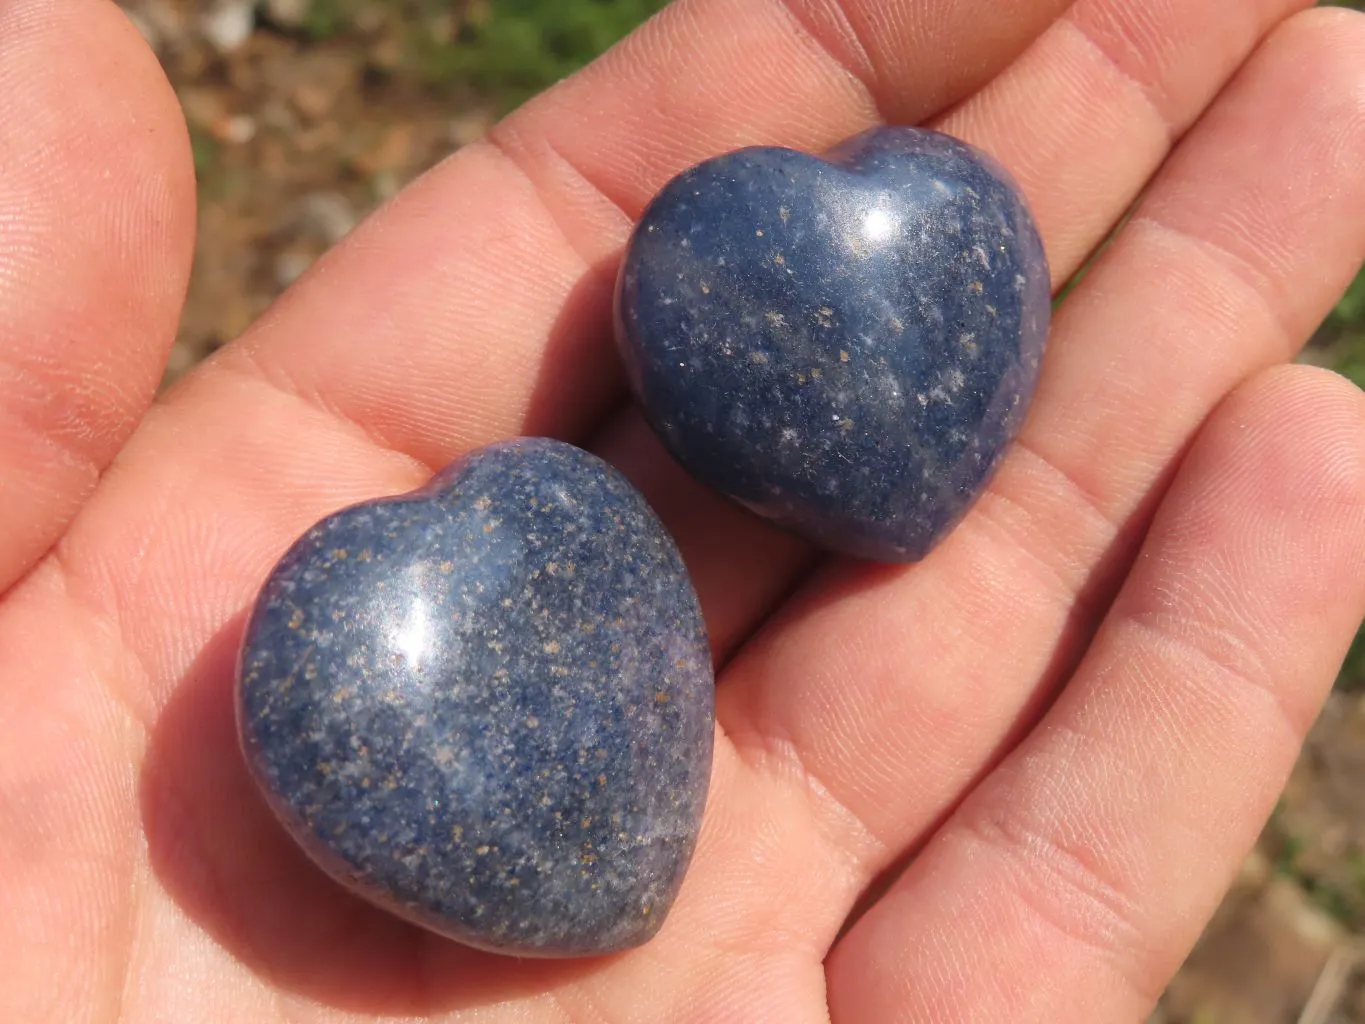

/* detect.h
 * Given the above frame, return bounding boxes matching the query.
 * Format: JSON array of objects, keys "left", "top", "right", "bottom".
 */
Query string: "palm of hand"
[{"left": 3, "top": 1, "right": 1365, "bottom": 1022}]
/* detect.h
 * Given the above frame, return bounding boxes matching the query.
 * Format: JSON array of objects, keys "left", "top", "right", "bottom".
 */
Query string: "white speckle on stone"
[{"left": 862, "top": 208, "right": 898, "bottom": 243}]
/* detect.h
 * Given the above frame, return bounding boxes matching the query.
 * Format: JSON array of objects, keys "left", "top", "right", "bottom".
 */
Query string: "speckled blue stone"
[
  {"left": 616, "top": 126, "right": 1051, "bottom": 562},
  {"left": 236, "top": 439, "right": 714, "bottom": 957}
]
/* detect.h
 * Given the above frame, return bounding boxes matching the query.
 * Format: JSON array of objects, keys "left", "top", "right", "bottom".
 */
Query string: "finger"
[
  {"left": 0, "top": 0, "right": 195, "bottom": 594},
  {"left": 717, "top": 4, "right": 1365, "bottom": 887},
  {"left": 214, "top": 0, "right": 1074, "bottom": 476},
  {"left": 597, "top": 0, "right": 1317, "bottom": 658},
  {"left": 933, "top": 0, "right": 1316, "bottom": 285},
  {"left": 826, "top": 364, "right": 1365, "bottom": 1022}
]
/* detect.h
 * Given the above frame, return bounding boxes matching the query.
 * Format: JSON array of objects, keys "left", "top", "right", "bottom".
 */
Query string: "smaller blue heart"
[{"left": 615, "top": 127, "right": 1051, "bottom": 562}]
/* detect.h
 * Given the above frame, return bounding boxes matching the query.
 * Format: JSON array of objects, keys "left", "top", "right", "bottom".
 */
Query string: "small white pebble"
[
  {"left": 200, "top": 0, "right": 254, "bottom": 53},
  {"left": 274, "top": 249, "right": 315, "bottom": 289},
  {"left": 217, "top": 114, "right": 257, "bottom": 146},
  {"left": 264, "top": 0, "right": 311, "bottom": 27}
]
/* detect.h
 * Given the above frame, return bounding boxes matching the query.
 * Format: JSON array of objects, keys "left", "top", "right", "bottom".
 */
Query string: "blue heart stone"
[
  {"left": 616, "top": 126, "right": 1051, "bottom": 562},
  {"left": 236, "top": 439, "right": 714, "bottom": 957}
]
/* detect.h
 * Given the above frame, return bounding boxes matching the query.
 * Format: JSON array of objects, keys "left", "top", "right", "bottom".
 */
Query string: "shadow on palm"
[{"left": 139, "top": 611, "right": 613, "bottom": 1016}]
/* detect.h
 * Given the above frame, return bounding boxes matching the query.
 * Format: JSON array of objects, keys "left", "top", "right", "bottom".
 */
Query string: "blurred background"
[{"left": 116, "top": 0, "right": 1365, "bottom": 1020}]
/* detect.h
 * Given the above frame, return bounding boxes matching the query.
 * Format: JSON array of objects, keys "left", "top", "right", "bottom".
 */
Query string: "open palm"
[{"left": 4, "top": 0, "right": 1365, "bottom": 1020}]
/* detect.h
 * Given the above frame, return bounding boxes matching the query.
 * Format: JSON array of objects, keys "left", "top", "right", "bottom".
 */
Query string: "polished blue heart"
[
  {"left": 236, "top": 439, "right": 714, "bottom": 957},
  {"left": 616, "top": 127, "right": 1051, "bottom": 562}
]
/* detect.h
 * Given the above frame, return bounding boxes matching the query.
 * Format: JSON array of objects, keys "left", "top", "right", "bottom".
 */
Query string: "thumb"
[{"left": 0, "top": 0, "right": 196, "bottom": 594}]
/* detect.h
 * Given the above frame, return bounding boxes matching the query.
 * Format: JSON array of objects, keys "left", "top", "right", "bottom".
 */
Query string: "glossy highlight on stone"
[
  {"left": 236, "top": 439, "right": 714, "bottom": 958},
  {"left": 616, "top": 126, "right": 1051, "bottom": 562}
]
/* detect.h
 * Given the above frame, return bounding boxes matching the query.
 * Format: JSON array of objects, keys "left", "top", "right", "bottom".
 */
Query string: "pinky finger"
[{"left": 826, "top": 365, "right": 1365, "bottom": 1022}]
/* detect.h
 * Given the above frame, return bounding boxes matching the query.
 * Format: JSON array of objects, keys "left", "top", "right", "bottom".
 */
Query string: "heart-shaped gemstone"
[
  {"left": 615, "top": 127, "right": 1051, "bottom": 562},
  {"left": 236, "top": 439, "right": 714, "bottom": 957}
]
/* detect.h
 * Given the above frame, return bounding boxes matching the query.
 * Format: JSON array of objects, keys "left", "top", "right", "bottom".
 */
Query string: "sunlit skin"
[{"left": 1, "top": 1, "right": 1364, "bottom": 1021}]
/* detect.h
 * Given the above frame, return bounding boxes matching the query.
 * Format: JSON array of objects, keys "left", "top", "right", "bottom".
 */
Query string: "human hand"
[{"left": 3, "top": 0, "right": 1364, "bottom": 1021}]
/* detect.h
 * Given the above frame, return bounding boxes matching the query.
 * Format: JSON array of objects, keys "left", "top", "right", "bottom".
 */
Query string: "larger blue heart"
[
  {"left": 237, "top": 439, "right": 714, "bottom": 957},
  {"left": 616, "top": 127, "right": 1051, "bottom": 562}
]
